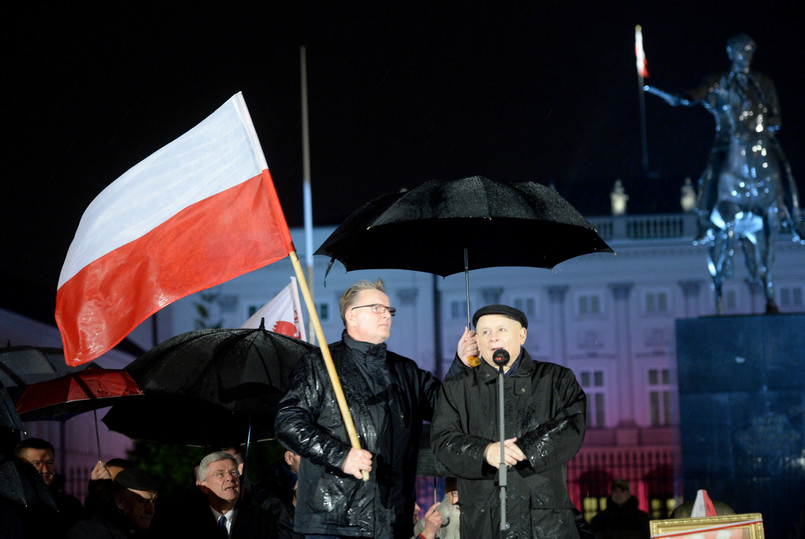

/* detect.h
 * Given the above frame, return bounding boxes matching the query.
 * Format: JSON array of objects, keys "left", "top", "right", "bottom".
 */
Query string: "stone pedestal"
[{"left": 675, "top": 314, "right": 805, "bottom": 539}]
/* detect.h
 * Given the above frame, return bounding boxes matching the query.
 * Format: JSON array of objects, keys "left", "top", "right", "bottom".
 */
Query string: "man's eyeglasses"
[
  {"left": 350, "top": 304, "right": 396, "bottom": 316},
  {"left": 210, "top": 470, "right": 241, "bottom": 480}
]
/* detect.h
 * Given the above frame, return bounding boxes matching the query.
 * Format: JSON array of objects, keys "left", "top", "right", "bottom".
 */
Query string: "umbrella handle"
[
  {"left": 464, "top": 248, "right": 481, "bottom": 368},
  {"left": 93, "top": 409, "right": 101, "bottom": 462}
]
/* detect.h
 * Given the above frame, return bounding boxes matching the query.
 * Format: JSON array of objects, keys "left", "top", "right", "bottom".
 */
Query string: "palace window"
[
  {"left": 645, "top": 291, "right": 669, "bottom": 313},
  {"left": 577, "top": 294, "right": 602, "bottom": 316},
  {"left": 580, "top": 370, "right": 606, "bottom": 427},
  {"left": 648, "top": 368, "right": 671, "bottom": 426}
]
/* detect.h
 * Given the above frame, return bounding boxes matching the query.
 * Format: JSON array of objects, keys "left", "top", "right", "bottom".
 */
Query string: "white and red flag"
[
  {"left": 635, "top": 24, "right": 649, "bottom": 79},
  {"left": 241, "top": 277, "right": 307, "bottom": 341},
  {"left": 56, "top": 93, "right": 295, "bottom": 366}
]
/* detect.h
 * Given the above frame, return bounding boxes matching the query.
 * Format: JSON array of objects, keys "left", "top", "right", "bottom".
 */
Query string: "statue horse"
[{"left": 704, "top": 84, "right": 786, "bottom": 314}]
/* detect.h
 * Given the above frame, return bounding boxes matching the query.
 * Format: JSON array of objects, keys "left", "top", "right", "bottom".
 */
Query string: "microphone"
[{"left": 492, "top": 349, "right": 510, "bottom": 367}]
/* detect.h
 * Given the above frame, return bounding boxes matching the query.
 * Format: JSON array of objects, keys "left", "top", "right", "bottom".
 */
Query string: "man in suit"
[{"left": 189, "top": 450, "right": 279, "bottom": 539}]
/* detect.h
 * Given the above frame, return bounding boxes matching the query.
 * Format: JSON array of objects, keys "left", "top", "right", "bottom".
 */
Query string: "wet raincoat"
[
  {"left": 431, "top": 350, "right": 586, "bottom": 538},
  {"left": 274, "top": 332, "right": 441, "bottom": 538}
]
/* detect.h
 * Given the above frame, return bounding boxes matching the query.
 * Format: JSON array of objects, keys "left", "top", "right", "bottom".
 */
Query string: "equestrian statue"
[{"left": 646, "top": 33, "right": 804, "bottom": 314}]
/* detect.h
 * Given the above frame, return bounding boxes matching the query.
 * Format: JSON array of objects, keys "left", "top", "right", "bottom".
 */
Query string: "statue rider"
[{"left": 646, "top": 33, "right": 805, "bottom": 244}]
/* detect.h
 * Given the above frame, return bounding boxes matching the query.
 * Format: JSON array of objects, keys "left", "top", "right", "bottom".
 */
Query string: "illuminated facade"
[
  {"left": 11, "top": 212, "right": 802, "bottom": 515},
  {"left": 161, "top": 212, "right": 804, "bottom": 519}
]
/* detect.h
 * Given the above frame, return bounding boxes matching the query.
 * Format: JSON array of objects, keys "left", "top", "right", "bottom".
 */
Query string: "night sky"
[{"left": 6, "top": 1, "right": 804, "bottom": 324}]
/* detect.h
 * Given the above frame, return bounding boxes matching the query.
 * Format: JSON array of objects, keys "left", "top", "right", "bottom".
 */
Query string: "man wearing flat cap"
[
  {"left": 431, "top": 304, "right": 587, "bottom": 538},
  {"left": 67, "top": 468, "right": 160, "bottom": 538}
]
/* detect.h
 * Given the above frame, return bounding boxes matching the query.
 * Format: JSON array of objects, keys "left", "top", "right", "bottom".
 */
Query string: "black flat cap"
[
  {"left": 472, "top": 304, "right": 528, "bottom": 329},
  {"left": 115, "top": 468, "right": 160, "bottom": 491}
]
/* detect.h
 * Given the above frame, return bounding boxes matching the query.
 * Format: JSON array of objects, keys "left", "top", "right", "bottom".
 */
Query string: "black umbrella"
[
  {"left": 0, "top": 383, "right": 23, "bottom": 431},
  {"left": 0, "top": 346, "right": 88, "bottom": 389},
  {"left": 102, "top": 323, "right": 315, "bottom": 447},
  {"left": 316, "top": 175, "right": 614, "bottom": 325},
  {"left": 0, "top": 454, "right": 57, "bottom": 509}
]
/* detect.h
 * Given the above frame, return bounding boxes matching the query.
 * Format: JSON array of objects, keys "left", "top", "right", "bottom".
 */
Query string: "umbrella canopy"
[
  {"left": 15, "top": 368, "right": 144, "bottom": 421},
  {"left": 0, "top": 384, "right": 23, "bottom": 431},
  {"left": 0, "top": 346, "right": 87, "bottom": 388},
  {"left": 15, "top": 367, "right": 144, "bottom": 461},
  {"left": 0, "top": 454, "right": 57, "bottom": 509},
  {"left": 102, "top": 325, "right": 316, "bottom": 446},
  {"left": 315, "top": 175, "right": 614, "bottom": 278}
]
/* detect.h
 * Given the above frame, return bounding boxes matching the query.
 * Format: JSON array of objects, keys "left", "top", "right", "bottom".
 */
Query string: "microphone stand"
[{"left": 493, "top": 349, "right": 510, "bottom": 532}]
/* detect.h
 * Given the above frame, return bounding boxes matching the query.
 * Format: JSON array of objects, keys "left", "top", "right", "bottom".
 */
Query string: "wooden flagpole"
[{"left": 288, "top": 250, "right": 369, "bottom": 481}]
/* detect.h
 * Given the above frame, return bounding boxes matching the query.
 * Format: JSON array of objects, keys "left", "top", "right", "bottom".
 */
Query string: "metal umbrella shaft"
[
  {"left": 464, "top": 248, "right": 471, "bottom": 328},
  {"left": 464, "top": 248, "right": 482, "bottom": 367},
  {"left": 93, "top": 409, "right": 102, "bottom": 462}
]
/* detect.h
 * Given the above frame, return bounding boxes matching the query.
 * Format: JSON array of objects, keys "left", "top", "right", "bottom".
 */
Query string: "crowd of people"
[{"left": 3, "top": 277, "right": 746, "bottom": 538}]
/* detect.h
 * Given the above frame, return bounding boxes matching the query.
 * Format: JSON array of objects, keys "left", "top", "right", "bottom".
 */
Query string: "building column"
[
  {"left": 394, "top": 287, "right": 420, "bottom": 368},
  {"left": 744, "top": 278, "right": 764, "bottom": 315},
  {"left": 609, "top": 282, "right": 635, "bottom": 427},
  {"left": 546, "top": 285, "right": 569, "bottom": 364},
  {"left": 678, "top": 280, "right": 703, "bottom": 319}
]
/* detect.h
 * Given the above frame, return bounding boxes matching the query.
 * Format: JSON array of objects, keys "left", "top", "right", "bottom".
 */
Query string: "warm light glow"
[{"left": 635, "top": 25, "right": 649, "bottom": 78}]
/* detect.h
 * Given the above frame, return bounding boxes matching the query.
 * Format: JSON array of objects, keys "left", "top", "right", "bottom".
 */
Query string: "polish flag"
[
  {"left": 241, "top": 277, "right": 307, "bottom": 341},
  {"left": 56, "top": 93, "right": 295, "bottom": 366},
  {"left": 635, "top": 25, "right": 649, "bottom": 79}
]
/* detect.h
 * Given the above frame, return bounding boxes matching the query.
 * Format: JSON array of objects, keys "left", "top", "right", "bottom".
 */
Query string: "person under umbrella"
[
  {"left": 16, "top": 437, "right": 86, "bottom": 533},
  {"left": 67, "top": 468, "right": 160, "bottom": 538},
  {"left": 431, "top": 304, "right": 586, "bottom": 538},
  {"left": 162, "top": 451, "right": 279, "bottom": 539},
  {"left": 274, "top": 279, "right": 461, "bottom": 539}
]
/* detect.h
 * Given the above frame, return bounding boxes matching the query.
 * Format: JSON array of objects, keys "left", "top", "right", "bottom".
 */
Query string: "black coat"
[
  {"left": 431, "top": 351, "right": 586, "bottom": 538},
  {"left": 274, "top": 332, "right": 442, "bottom": 538},
  {"left": 167, "top": 495, "right": 279, "bottom": 539},
  {"left": 590, "top": 495, "right": 650, "bottom": 539}
]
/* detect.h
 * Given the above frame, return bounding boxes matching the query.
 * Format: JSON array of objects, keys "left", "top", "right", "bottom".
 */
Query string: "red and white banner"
[
  {"left": 691, "top": 489, "right": 717, "bottom": 518},
  {"left": 241, "top": 277, "right": 307, "bottom": 341},
  {"left": 56, "top": 93, "right": 295, "bottom": 366},
  {"left": 635, "top": 24, "right": 650, "bottom": 79}
]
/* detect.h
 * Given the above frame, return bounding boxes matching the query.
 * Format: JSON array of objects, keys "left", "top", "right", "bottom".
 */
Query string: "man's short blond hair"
[{"left": 339, "top": 279, "right": 386, "bottom": 324}]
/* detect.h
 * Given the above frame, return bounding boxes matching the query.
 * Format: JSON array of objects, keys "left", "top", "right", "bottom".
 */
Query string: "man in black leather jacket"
[{"left": 274, "top": 278, "right": 443, "bottom": 539}]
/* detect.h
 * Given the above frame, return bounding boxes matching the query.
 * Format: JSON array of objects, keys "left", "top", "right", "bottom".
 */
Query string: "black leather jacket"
[{"left": 274, "top": 332, "right": 442, "bottom": 538}]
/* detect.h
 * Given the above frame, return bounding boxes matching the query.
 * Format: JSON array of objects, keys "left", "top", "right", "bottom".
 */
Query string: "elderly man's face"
[
  {"left": 19, "top": 448, "right": 55, "bottom": 486},
  {"left": 344, "top": 289, "right": 393, "bottom": 344},
  {"left": 476, "top": 314, "right": 527, "bottom": 371},
  {"left": 116, "top": 488, "right": 158, "bottom": 530},
  {"left": 199, "top": 459, "right": 241, "bottom": 504}
]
